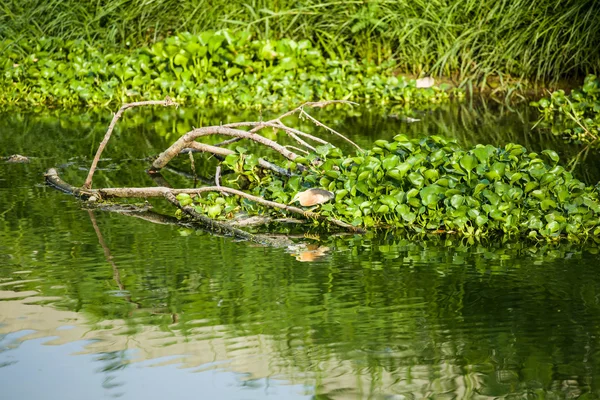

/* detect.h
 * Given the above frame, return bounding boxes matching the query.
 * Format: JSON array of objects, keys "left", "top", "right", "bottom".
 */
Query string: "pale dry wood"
[
  {"left": 83, "top": 97, "right": 178, "bottom": 189},
  {"left": 183, "top": 143, "right": 294, "bottom": 177},
  {"left": 151, "top": 126, "right": 300, "bottom": 171}
]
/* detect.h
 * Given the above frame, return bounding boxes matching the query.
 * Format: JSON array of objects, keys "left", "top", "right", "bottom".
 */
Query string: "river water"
[{"left": 2, "top": 103, "right": 600, "bottom": 399}]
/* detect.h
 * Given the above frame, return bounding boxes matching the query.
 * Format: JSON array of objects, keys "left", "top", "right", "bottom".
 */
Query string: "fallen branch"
[
  {"left": 163, "top": 192, "right": 283, "bottom": 245},
  {"left": 83, "top": 97, "right": 178, "bottom": 189},
  {"left": 46, "top": 168, "right": 364, "bottom": 233},
  {"left": 151, "top": 126, "right": 300, "bottom": 171}
]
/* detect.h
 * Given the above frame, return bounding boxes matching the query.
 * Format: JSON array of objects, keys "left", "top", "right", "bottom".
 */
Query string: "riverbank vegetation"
[
  {"left": 0, "top": 31, "right": 455, "bottom": 108},
  {"left": 2, "top": 0, "right": 599, "bottom": 85}
]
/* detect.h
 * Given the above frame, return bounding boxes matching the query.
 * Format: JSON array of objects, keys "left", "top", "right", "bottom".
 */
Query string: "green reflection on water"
[{"left": 2, "top": 104, "right": 600, "bottom": 399}]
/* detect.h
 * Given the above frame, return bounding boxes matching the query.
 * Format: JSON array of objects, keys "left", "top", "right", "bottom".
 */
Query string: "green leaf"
[
  {"left": 382, "top": 155, "right": 399, "bottom": 170},
  {"left": 459, "top": 154, "right": 477, "bottom": 171},
  {"left": 207, "top": 204, "right": 223, "bottom": 218},
  {"left": 473, "top": 145, "right": 496, "bottom": 163},
  {"left": 420, "top": 184, "right": 445, "bottom": 207},
  {"left": 542, "top": 149, "right": 560, "bottom": 164},
  {"left": 408, "top": 172, "right": 424, "bottom": 188},
  {"left": 176, "top": 193, "right": 191, "bottom": 202},
  {"left": 423, "top": 169, "right": 439, "bottom": 182},
  {"left": 376, "top": 205, "right": 389, "bottom": 214},
  {"left": 475, "top": 215, "right": 488, "bottom": 226},
  {"left": 208, "top": 35, "right": 225, "bottom": 54},
  {"left": 486, "top": 162, "right": 506, "bottom": 180},
  {"left": 173, "top": 53, "right": 189, "bottom": 67},
  {"left": 541, "top": 199, "right": 557, "bottom": 210},
  {"left": 396, "top": 204, "right": 416, "bottom": 223},
  {"left": 226, "top": 67, "right": 243, "bottom": 78},
  {"left": 450, "top": 194, "right": 464, "bottom": 208}
]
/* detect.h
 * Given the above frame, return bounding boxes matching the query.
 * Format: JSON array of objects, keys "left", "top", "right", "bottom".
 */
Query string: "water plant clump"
[
  {"left": 191, "top": 134, "right": 600, "bottom": 241},
  {"left": 0, "top": 31, "right": 457, "bottom": 109},
  {"left": 45, "top": 100, "right": 600, "bottom": 243},
  {"left": 532, "top": 75, "right": 600, "bottom": 145}
]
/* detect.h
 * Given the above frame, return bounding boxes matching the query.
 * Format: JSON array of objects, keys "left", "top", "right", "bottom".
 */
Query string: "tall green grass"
[{"left": 1, "top": 0, "right": 599, "bottom": 83}]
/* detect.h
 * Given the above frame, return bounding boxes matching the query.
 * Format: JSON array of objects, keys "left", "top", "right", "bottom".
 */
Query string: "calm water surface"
[{"left": 2, "top": 103, "right": 600, "bottom": 399}]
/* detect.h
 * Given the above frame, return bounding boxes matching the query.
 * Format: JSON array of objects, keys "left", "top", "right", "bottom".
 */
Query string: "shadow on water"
[{"left": 2, "top": 102, "right": 600, "bottom": 399}]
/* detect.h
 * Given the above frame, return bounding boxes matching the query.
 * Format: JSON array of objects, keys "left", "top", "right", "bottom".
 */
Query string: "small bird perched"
[{"left": 291, "top": 188, "right": 334, "bottom": 207}]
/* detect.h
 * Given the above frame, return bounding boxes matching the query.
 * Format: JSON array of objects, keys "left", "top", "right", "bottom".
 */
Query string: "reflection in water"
[
  {"left": 290, "top": 244, "right": 331, "bottom": 262},
  {"left": 2, "top": 105, "right": 600, "bottom": 399}
]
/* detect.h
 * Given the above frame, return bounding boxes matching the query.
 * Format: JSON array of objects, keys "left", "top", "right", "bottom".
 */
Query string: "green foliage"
[
  {"left": 532, "top": 75, "right": 600, "bottom": 145},
  {"left": 183, "top": 135, "right": 600, "bottom": 240},
  {"left": 0, "top": 31, "right": 456, "bottom": 108},
  {"left": 1, "top": 0, "right": 599, "bottom": 83}
]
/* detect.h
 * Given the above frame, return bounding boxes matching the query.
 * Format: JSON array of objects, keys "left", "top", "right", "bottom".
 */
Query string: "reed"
[{"left": 1, "top": 0, "right": 598, "bottom": 83}]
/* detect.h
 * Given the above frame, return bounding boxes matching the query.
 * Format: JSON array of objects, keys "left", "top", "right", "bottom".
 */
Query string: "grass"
[{"left": 1, "top": 0, "right": 599, "bottom": 84}]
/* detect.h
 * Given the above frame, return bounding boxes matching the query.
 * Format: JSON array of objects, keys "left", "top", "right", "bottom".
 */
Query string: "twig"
[
  {"left": 273, "top": 100, "right": 358, "bottom": 121},
  {"left": 564, "top": 97, "right": 597, "bottom": 141},
  {"left": 215, "top": 137, "right": 242, "bottom": 147},
  {"left": 567, "top": 139, "right": 597, "bottom": 172},
  {"left": 225, "top": 121, "right": 331, "bottom": 145},
  {"left": 83, "top": 97, "right": 178, "bottom": 189},
  {"left": 299, "top": 108, "right": 363, "bottom": 152},
  {"left": 285, "top": 145, "right": 310, "bottom": 155},
  {"left": 213, "top": 100, "right": 354, "bottom": 149},
  {"left": 188, "top": 151, "right": 197, "bottom": 184},
  {"left": 215, "top": 165, "right": 223, "bottom": 188}
]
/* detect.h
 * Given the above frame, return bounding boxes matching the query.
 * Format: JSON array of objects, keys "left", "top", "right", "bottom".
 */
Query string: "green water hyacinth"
[
  {"left": 193, "top": 135, "right": 600, "bottom": 240},
  {"left": 532, "top": 75, "right": 600, "bottom": 145},
  {"left": 0, "top": 31, "right": 457, "bottom": 109}
]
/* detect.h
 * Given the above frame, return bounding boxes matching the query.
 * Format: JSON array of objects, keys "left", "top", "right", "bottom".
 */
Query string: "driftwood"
[{"left": 46, "top": 99, "right": 366, "bottom": 247}]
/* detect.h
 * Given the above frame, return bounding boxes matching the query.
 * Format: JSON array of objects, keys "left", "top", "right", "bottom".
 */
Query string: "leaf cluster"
[
  {"left": 532, "top": 75, "right": 600, "bottom": 144},
  {"left": 181, "top": 135, "right": 600, "bottom": 240}
]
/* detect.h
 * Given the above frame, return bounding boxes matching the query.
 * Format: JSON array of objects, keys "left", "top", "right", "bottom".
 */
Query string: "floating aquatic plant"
[
  {"left": 45, "top": 100, "right": 600, "bottom": 242},
  {"left": 202, "top": 133, "right": 600, "bottom": 240},
  {"left": 0, "top": 31, "right": 457, "bottom": 109},
  {"left": 532, "top": 75, "right": 600, "bottom": 145}
]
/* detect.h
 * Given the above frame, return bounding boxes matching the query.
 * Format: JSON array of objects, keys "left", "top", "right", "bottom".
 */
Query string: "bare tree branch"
[
  {"left": 151, "top": 126, "right": 300, "bottom": 171},
  {"left": 299, "top": 109, "right": 363, "bottom": 152},
  {"left": 83, "top": 97, "right": 178, "bottom": 189}
]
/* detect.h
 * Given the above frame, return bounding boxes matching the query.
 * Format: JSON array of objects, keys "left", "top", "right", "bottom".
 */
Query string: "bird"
[{"left": 290, "top": 188, "right": 334, "bottom": 207}]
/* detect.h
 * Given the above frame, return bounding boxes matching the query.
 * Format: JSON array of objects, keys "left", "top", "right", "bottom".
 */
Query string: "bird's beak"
[{"left": 289, "top": 193, "right": 299, "bottom": 205}]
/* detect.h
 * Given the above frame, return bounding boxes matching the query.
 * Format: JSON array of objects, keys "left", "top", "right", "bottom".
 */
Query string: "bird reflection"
[{"left": 290, "top": 243, "right": 331, "bottom": 262}]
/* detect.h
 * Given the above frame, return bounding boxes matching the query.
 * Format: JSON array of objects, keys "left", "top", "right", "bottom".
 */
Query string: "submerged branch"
[
  {"left": 163, "top": 192, "right": 282, "bottom": 245},
  {"left": 46, "top": 168, "right": 363, "bottom": 233}
]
